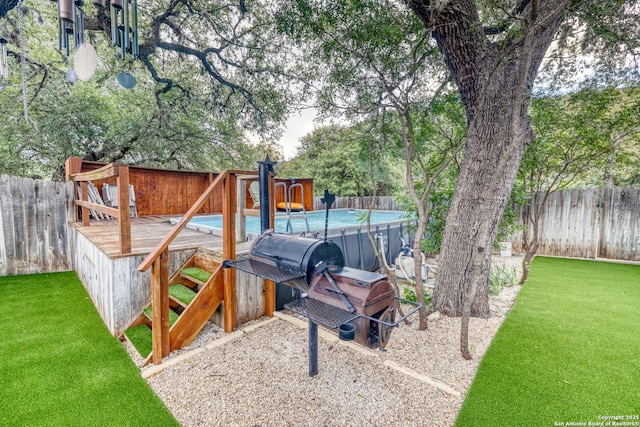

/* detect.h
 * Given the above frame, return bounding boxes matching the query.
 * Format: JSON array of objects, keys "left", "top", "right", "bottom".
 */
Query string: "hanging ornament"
[
  {"left": 116, "top": 70, "right": 135, "bottom": 88},
  {"left": 74, "top": 42, "right": 97, "bottom": 81},
  {"left": 110, "top": 0, "right": 138, "bottom": 60},
  {"left": 65, "top": 67, "right": 77, "bottom": 82}
]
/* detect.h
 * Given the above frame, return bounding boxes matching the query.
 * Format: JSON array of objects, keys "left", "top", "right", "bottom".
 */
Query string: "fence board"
[
  {"left": 632, "top": 187, "right": 640, "bottom": 261},
  {"left": 0, "top": 175, "right": 72, "bottom": 276},
  {"left": 582, "top": 189, "right": 601, "bottom": 259},
  {"left": 0, "top": 175, "right": 16, "bottom": 274},
  {"left": 514, "top": 187, "right": 639, "bottom": 262},
  {"left": 599, "top": 187, "right": 640, "bottom": 261}
]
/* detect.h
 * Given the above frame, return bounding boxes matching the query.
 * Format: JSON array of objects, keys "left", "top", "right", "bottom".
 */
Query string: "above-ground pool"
[
  {"left": 171, "top": 208, "right": 416, "bottom": 282},
  {"left": 172, "top": 209, "right": 406, "bottom": 235},
  {"left": 171, "top": 208, "right": 416, "bottom": 309}
]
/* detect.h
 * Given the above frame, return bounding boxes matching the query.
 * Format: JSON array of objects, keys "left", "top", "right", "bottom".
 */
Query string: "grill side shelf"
[
  {"left": 285, "top": 298, "right": 360, "bottom": 329},
  {"left": 223, "top": 256, "right": 305, "bottom": 283}
]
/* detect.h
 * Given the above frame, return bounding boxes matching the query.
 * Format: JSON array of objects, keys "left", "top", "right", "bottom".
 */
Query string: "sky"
[{"left": 277, "top": 108, "right": 318, "bottom": 160}]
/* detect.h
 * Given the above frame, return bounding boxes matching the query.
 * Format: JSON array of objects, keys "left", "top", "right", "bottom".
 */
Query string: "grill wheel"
[{"left": 378, "top": 305, "right": 396, "bottom": 349}]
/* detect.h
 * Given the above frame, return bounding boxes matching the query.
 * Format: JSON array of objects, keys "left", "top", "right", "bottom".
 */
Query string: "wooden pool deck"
[
  {"left": 70, "top": 215, "right": 251, "bottom": 259},
  {"left": 70, "top": 215, "right": 261, "bottom": 336}
]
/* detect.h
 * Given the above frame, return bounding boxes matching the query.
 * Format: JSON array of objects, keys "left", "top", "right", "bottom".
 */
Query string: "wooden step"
[
  {"left": 144, "top": 307, "right": 180, "bottom": 327},
  {"left": 169, "top": 265, "right": 225, "bottom": 352},
  {"left": 124, "top": 324, "right": 153, "bottom": 358},
  {"left": 180, "top": 267, "right": 212, "bottom": 286},
  {"left": 142, "top": 248, "right": 225, "bottom": 364},
  {"left": 169, "top": 284, "right": 197, "bottom": 308}
]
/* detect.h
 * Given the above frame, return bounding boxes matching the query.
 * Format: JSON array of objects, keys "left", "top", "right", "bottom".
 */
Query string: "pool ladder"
[{"left": 275, "top": 181, "right": 310, "bottom": 234}]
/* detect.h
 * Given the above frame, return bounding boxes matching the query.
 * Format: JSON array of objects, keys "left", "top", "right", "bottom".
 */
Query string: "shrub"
[
  {"left": 489, "top": 264, "right": 518, "bottom": 295},
  {"left": 403, "top": 286, "right": 432, "bottom": 308}
]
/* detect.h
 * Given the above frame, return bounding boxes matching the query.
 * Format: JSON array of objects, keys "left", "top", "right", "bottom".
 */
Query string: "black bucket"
[{"left": 338, "top": 323, "right": 356, "bottom": 341}]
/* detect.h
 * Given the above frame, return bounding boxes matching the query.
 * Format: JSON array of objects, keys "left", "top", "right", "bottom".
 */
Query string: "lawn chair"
[
  {"left": 248, "top": 181, "right": 260, "bottom": 209},
  {"left": 102, "top": 183, "right": 138, "bottom": 218},
  {"left": 78, "top": 181, "right": 110, "bottom": 220}
]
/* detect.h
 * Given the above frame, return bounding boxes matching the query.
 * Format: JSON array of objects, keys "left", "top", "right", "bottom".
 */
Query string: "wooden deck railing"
[
  {"left": 72, "top": 163, "right": 132, "bottom": 254},
  {"left": 137, "top": 170, "right": 241, "bottom": 364}
]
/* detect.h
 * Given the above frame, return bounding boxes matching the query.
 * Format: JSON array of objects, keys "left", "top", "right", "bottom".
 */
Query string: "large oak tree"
[{"left": 405, "top": 0, "right": 639, "bottom": 358}]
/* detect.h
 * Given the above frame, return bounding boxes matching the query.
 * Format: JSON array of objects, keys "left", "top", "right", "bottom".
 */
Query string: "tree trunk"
[
  {"left": 413, "top": 215, "right": 429, "bottom": 330},
  {"left": 520, "top": 190, "right": 551, "bottom": 285},
  {"left": 407, "top": 1, "right": 570, "bottom": 317},
  {"left": 433, "top": 65, "right": 532, "bottom": 317},
  {"left": 519, "top": 244, "right": 537, "bottom": 285},
  {"left": 519, "top": 201, "right": 541, "bottom": 285},
  {"left": 407, "top": 0, "right": 571, "bottom": 357}
]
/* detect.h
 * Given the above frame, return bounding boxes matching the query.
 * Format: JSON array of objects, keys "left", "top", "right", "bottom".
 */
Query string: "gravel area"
[{"left": 137, "top": 255, "right": 523, "bottom": 427}]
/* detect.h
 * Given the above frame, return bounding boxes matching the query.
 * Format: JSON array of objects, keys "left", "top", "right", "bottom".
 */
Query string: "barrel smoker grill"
[{"left": 224, "top": 231, "right": 420, "bottom": 376}]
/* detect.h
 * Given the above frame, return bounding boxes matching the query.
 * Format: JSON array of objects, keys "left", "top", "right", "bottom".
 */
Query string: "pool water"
[{"left": 179, "top": 209, "right": 406, "bottom": 235}]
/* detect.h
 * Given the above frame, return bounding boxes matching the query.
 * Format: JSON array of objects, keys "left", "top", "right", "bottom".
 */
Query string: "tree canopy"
[
  {"left": 0, "top": 0, "right": 294, "bottom": 179},
  {"left": 277, "top": 124, "right": 403, "bottom": 196}
]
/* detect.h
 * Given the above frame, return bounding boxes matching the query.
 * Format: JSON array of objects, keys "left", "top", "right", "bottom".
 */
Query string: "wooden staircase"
[{"left": 123, "top": 248, "right": 225, "bottom": 365}]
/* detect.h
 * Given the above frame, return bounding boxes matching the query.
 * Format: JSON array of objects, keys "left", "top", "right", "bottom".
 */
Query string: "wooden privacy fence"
[
  {"left": 513, "top": 186, "right": 640, "bottom": 262},
  {"left": 2, "top": 173, "right": 638, "bottom": 278},
  {"left": 0, "top": 175, "right": 74, "bottom": 276}
]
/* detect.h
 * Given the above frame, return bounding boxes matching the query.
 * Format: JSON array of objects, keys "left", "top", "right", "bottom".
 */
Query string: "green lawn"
[
  {"left": 0, "top": 272, "right": 178, "bottom": 427},
  {"left": 456, "top": 257, "right": 640, "bottom": 426}
]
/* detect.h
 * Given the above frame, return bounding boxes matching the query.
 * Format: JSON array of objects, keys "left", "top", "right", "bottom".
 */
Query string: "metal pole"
[
  {"left": 257, "top": 155, "right": 276, "bottom": 233},
  {"left": 309, "top": 319, "right": 318, "bottom": 377}
]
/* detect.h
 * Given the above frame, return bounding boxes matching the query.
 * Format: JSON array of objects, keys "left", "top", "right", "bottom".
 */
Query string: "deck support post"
[
  {"left": 80, "top": 181, "right": 89, "bottom": 226},
  {"left": 265, "top": 280, "right": 275, "bottom": 316},
  {"left": 223, "top": 174, "right": 237, "bottom": 332},
  {"left": 151, "top": 249, "right": 170, "bottom": 364},
  {"left": 117, "top": 165, "right": 132, "bottom": 254},
  {"left": 261, "top": 158, "right": 277, "bottom": 317}
]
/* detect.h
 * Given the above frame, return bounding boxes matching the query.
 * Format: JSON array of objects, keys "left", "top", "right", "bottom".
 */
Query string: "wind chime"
[
  {"left": 53, "top": 0, "right": 138, "bottom": 60},
  {"left": 109, "top": 0, "right": 138, "bottom": 60},
  {"left": 1, "top": 0, "right": 19, "bottom": 83},
  {"left": 108, "top": 0, "right": 138, "bottom": 88},
  {"left": 54, "top": 0, "right": 85, "bottom": 56}
]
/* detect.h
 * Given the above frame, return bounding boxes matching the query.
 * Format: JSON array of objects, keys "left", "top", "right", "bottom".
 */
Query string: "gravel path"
[{"left": 139, "top": 256, "right": 523, "bottom": 427}]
